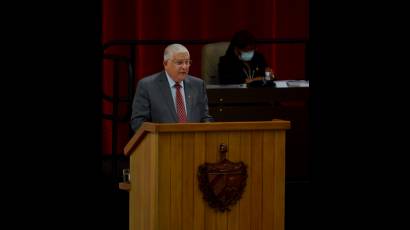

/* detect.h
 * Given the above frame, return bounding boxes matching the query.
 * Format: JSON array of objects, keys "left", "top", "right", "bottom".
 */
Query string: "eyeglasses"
[{"left": 171, "top": 59, "right": 192, "bottom": 66}]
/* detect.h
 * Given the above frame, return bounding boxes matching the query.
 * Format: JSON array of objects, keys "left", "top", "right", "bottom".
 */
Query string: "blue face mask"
[{"left": 240, "top": 50, "right": 254, "bottom": 61}]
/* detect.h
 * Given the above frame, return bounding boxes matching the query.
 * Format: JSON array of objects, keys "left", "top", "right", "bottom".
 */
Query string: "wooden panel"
[
  {"left": 273, "top": 132, "right": 285, "bottom": 230},
  {"left": 129, "top": 141, "right": 137, "bottom": 230},
  {"left": 125, "top": 121, "right": 290, "bottom": 156},
  {"left": 127, "top": 122, "right": 288, "bottom": 230},
  {"left": 239, "top": 132, "right": 252, "bottom": 230},
  {"left": 227, "top": 131, "right": 241, "bottom": 230},
  {"left": 206, "top": 87, "right": 309, "bottom": 180},
  {"left": 193, "top": 132, "right": 206, "bottom": 230},
  {"left": 210, "top": 105, "right": 276, "bottom": 122},
  {"left": 203, "top": 132, "right": 221, "bottom": 230},
  {"left": 169, "top": 133, "right": 183, "bottom": 230},
  {"left": 250, "top": 131, "right": 263, "bottom": 229},
  {"left": 130, "top": 133, "right": 158, "bottom": 230},
  {"left": 262, "top": 131, "right": 275, "bottom": 229},
  {"left": 158, "top": 134, "right": 171, "bottom": 230},
  {"left": 214, "top": 132, "right": 229, "bottom": 230},
  {"left": 136, "top": 120, "right": 290, "bottom": 133},
  {"left": 207, "top": 87, "right": 309, "bottom": 104},
  {"left": 181, "top": 133, "right": 195, "bottom": 230},
  {"left": 129, "top": 135, "right": 142, "bottom": 230},
  {"left": 147, "top": 133, "right": 158, "bottom": 229}
]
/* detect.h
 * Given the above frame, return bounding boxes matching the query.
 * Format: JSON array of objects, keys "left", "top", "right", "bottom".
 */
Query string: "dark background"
[{"left": 3, "top": 0, "right": 406, "bottom": 229}]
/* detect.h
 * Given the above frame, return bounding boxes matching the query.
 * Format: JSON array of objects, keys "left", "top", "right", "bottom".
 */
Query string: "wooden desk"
[{"left": 207, "top": 87, "right": 310, "bottom": 180}]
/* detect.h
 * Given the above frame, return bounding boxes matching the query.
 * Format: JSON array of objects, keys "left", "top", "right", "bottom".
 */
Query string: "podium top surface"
[{"left": 124, "top": 120, "right": 290, "bottom": 156}]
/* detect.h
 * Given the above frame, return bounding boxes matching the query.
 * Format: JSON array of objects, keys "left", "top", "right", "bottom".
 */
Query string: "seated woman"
[{"left": 218, "top": 30, "right": 273, "bottom": 85}]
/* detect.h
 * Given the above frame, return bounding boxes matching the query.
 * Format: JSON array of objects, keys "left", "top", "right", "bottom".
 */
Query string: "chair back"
[{"left": 201, "top": 42, "right": 229, "bottom": 84}]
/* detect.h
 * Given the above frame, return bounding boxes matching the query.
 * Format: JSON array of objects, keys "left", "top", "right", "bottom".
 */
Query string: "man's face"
[{"left": 164, "top": 51, "right": 191, "bottom": 82}]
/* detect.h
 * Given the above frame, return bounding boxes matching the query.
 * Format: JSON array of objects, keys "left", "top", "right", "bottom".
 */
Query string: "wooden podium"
[{"left": 124, "top": 120, "right": 290, "bottom": 230}]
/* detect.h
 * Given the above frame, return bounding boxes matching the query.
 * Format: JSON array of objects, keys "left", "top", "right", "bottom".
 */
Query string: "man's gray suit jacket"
[{"left": 131, "top": 71, "right": 213, "bottom": 131}]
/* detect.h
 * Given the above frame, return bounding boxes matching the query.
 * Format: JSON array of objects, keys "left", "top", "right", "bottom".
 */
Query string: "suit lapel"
[
  {"left": 157, "top": 71, "right": 178, "bottom": 121},
  {"left": 183, "top": 77, "right": 193, "bottom": 121}
]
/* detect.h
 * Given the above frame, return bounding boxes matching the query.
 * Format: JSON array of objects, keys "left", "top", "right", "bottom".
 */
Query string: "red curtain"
[{"left": 102, "top": 0, "right": 308, "bottom": 155}]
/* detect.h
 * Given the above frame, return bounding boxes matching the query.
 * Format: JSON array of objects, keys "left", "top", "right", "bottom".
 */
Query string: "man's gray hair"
[{"left": 163, "top": 44, "right": 189, "bottom": 61}]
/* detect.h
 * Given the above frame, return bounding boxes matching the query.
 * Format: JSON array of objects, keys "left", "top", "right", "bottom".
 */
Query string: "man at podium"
[{"left": 130, "top": 43, "right": 214, "bottom": 131}]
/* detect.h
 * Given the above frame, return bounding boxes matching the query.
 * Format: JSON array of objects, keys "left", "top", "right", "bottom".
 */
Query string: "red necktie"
[{"left": 175, "top": 82, "right": 187, "bottom": 123}]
